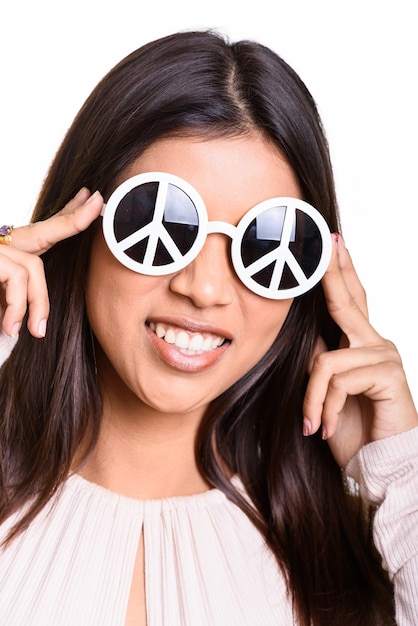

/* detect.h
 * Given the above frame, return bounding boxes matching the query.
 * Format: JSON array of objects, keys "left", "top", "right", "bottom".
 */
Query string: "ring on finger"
[{"left": 0, "top": 225, "right": 13, "bottom": 245}]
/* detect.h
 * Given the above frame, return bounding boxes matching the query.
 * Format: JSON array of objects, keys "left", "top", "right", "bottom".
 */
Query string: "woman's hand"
[
  {"left": 0, "top": 188, "right": 103, "bottom": 338},
  {"left": 303, "top": 233, "right": 418, "bottom": 468}
]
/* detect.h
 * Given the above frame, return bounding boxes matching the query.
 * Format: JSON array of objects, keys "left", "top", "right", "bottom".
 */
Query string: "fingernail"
[
  {"left": 11, "top": 322, "right": 21, "bottom": 338},
  {"left": 322, "top": 425, "right": 328, "bottom": 440},
  {"left": 37, "top": 319, "right": 47, "bottom": 337},
  {"left": 303, "top": 418, "right": 312, "bottom": 437},
  {"left": 86, "top": 190, "right": 100, "bottom": 203}
]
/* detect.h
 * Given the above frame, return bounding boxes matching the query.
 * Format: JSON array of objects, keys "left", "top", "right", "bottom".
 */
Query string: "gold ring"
[{"left": 0, "top": 225, "right": 13, "bottom": 246}]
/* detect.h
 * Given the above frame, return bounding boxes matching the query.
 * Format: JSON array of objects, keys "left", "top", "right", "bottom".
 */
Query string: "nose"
[{"left": 169, "top": 234, "right": 235, "bottom": 307}]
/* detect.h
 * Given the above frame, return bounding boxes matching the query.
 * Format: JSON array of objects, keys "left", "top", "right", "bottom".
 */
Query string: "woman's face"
[{"left": 86, "top": 134, "right": 301, "bottom": 419}]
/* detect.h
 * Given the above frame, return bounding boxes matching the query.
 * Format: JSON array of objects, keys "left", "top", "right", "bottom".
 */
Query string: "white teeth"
[
  {"left": 148, "top": 322, "right": 226, "bottom": 355},
  {"left": 175, "top": 331, "right": 190, "bottom": 349},
  {"left": 155, "top": 323, "right": 166, "bottom": 339},
  {"left": 189, "top": 334, "right": 204, "bottom": 351},
  {"left": 202, "top": 337, "right": 212, "bottom": 351},
  {"left": 164, "top": 329, "right": 176, "bottom": 344}
]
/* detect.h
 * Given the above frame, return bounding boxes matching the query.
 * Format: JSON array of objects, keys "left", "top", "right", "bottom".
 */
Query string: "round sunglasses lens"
[
  {"left": 241, "top": 206, "right": 323, "bottom": 290},
  {"left": 113, "top": 182, "right": 199, "bottom": 266}
]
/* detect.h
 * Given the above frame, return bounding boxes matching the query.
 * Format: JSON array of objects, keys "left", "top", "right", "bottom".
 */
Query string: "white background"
[{"left": 1, "top": 0, "right": 416, "bottom": 401}]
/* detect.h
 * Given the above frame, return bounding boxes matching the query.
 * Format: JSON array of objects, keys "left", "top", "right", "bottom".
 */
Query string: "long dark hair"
[{"left": 0, "top": 30, "right": 394, "bottom": 624}]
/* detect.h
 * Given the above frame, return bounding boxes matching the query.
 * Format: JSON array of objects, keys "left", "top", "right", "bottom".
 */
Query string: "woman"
[{"left": 0, "top": 30, "right": 417, "bottom": 625}]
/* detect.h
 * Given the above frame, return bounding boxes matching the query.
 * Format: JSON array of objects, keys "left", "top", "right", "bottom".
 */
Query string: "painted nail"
[
  {"left": 11, "top": 322, "right": 21, "bottom": 338},
  {"left": 86, "top": 190, "right": 100, "bottom": 203},
  {"left": 37, "top": 319, "right": 47, "bottom": 337},
  {"left": 75, "top": 187, "right": 88, "bottom": 198},
  {"left": 303, "top": 418, "right": 312, "bottom": 437}
]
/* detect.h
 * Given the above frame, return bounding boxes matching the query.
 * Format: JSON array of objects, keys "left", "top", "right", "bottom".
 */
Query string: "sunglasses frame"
[{"left": 101, "top": 172, "right": 332, "bottom": 299}]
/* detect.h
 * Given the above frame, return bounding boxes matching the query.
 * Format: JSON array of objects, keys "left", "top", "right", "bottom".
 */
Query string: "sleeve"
[{"left": 345, "top": 427, "right": 418, "bottom": 626}]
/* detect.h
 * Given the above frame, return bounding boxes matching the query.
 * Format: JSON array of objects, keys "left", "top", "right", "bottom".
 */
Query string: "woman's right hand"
[{"left": 0, "top": 188, "right": 103, "bottom": 338}]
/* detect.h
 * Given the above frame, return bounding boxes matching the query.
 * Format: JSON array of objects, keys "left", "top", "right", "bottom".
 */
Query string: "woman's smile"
[{"left": 146, "top": 319, "right": 230, "bottom": 371}]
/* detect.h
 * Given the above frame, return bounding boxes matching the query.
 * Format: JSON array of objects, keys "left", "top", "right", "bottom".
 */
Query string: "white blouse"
[
  {"left": 0, "top": 474, "right": 291, "bottom": 625},
  {"left": 0, "top": 427, "right": 418, "bottom": 625},
  {"left": 1, "top": 324, "right": 418, "bottom": 625}
]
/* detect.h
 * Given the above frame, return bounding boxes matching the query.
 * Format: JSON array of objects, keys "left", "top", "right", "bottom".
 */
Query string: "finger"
[
  {"left": 307, "top": 335, "right": 327, "bottom": 374},
  {"left": 319, "top": 365, "right": 377, "bottom": 440},
  {"left": 11, "top": 189, "right": 103, "bottom": 255},
  {"left": 321, "top": 234, "right": 380, "bottom": 347},
  {"left": 335, "top": 234, "right": 368, "bottom": 318},
  {"left": 0, "top": 250, "right": 49, "bottom": 338},
  {"left": 303, "top": 344, "right": 397, "bottom": 435},
  {"left": 320, "top": 360, "right": 417, "bottom": 441}
]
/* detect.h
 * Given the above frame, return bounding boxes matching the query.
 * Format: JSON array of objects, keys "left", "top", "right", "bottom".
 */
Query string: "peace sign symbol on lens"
[{"left": 101, "top": 172, "right": 332, "bottom": 300}]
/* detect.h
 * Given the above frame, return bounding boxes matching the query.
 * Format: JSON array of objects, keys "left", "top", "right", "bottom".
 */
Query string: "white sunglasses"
[{"left": 101, "top": 172, "right": 332, "bottom": 299}]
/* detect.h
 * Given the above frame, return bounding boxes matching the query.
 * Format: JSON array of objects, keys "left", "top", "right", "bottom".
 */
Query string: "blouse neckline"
[{"left": 68, "top": 472, "right": 227, "bottom": 511}]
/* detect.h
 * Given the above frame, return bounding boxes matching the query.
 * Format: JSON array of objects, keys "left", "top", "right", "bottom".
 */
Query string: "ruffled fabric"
[{"left": 0, "top": 474, "right": 290, "bottom": 625}]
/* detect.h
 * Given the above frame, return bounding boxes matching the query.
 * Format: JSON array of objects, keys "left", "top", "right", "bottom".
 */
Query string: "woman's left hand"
[{"left": 303, "top": 233, "right": 418, "bottom": 468}]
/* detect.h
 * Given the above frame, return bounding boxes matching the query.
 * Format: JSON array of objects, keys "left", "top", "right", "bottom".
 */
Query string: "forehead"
[{"left": 120, "top": 134, "right": 302, "bottom": 215}]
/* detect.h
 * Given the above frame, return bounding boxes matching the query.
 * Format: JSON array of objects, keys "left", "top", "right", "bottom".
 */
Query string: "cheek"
[
  {"left": 85, "top": 234, "right": 154, "bottom": 340},
  {"left": 85, "top": 268, "right": 120, "bottom": 360},
  {"left": 248, "top": 296, "right": 293, "bottom": 337},
  {"left": 238, "top": 297, "right": 293, "bottom": 366},
  {"left": 86, "top": 236, "right": 121, "bottom": 333}
]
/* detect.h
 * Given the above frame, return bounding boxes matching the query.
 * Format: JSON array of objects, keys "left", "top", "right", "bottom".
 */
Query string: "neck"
[{"left": 78, "top": 391, "right": 211, "bottom": 500}]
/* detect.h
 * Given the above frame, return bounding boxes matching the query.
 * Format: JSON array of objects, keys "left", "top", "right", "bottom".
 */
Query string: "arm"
[
  {"left": 346, "top": 428, "right": 418, "bottom": 625},
  {"left": 303, "top": 233, "right": 418, "bottom": 623}
]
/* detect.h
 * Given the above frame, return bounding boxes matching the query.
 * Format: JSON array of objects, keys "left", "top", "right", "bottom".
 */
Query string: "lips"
[
  {"left": 146, "top": 319, "right": 230, "bottom": 372},
  {"left": 148, "top": 321, "right": 226, "bottom": 355}
]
